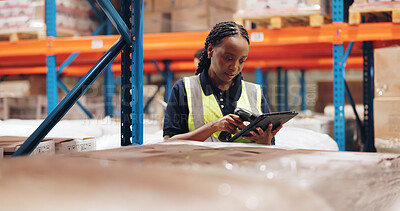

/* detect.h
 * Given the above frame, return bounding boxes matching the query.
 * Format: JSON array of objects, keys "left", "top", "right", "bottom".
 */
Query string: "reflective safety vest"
[{"left": 184, "top": 75, "right": 262, "bottom": 142}]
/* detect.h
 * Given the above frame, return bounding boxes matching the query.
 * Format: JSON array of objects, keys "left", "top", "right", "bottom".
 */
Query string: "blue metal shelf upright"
[
  {"left": 332, "top": 0, "right": 346, "bottom": 151},
  {"left": 45, "top": 0, "right": 58, "bottom": 114},
  {"left": 121, "top": 0, "right": 143, "bottom": 146}
]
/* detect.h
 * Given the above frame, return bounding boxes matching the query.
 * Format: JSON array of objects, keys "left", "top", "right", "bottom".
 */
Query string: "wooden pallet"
[
  {"left": 0, "top": 27, "right": 86, "bottom": 42},
  {"left": 349, "top": 2, "right": 400, "bottom": 24},
  {"left": 0, "top": 30, "right": 46, "bottom": 42},
  {"left": 234, "top": 10, "right": 331, "bottom": 29},
  {"left": 0, "top": 98, "right": 9, "bottom": 120}
]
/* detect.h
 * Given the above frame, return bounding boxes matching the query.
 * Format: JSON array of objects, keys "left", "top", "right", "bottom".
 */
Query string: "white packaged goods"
[
  {"left": 243, "top": 0, "right": 330, "bottom": 14},
  {"left": 0, "top": 0, "right": 99, "bottom": 38},
  {"left": 0, "top": 0, "right": 45, "bottom": 36}
]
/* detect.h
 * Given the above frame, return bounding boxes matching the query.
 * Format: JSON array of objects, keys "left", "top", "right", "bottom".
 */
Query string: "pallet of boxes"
[
  {"left": 0, "top": 0, "right": 99, "bottom": 42},
  {"left": 349, "top": 0, "right": 400, "bottom": 24},
  {"left": 233, "top": 0, "right": 331, "bottom": 29},
  {"left": 374, "top": 46, "right": 400, "bottom": 153}
]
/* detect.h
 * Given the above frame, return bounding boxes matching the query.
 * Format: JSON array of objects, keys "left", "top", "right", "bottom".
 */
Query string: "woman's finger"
[
  {"left": 227, "top": 115, "right": 246, "bottom": 128},
  {"left": 256, "top": 127, "right": 264, "bottom": 135},
  {"left": 272, "top": 126, "right": 283, "bottom": 136},
  {"left": 249, "top": 130, "right": 258, "bottom": 137},
  {"left": 226, "top": 124, "right": 237, "bottom": 133},
  {"left": 266, "top": 123, "right": 273, "bottom": 132}
]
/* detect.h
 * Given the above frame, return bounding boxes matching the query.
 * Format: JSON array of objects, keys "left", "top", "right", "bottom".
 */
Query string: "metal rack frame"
[
  {"left": 12, "top": 0, "right": 138, "bottom": 156},
  {"left": 7, "top": 0, "right": 389, "bottom": 155}
]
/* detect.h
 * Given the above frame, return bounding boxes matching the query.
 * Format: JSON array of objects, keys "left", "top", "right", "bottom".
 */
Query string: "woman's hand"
[
  {"left": 211, "top": 114, "right": 246, "bottom": 134},
  {"left": 243, "top": 124, "right": 283, "bottom": 145}
]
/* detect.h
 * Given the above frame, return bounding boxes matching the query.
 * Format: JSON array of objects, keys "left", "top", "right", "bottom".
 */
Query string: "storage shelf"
[{"left": 0, "top": 22, "right": 400, "bottom": 76}]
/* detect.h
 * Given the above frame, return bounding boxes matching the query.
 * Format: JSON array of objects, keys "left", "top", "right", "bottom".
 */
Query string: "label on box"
[{"left": 56, "top": 138, "right": 96, "bottom": 154}]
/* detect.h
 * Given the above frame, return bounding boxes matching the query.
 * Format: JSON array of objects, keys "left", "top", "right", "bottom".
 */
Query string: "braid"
[{"left": 195, "top": 21, "right": 250, "bottom": 75}]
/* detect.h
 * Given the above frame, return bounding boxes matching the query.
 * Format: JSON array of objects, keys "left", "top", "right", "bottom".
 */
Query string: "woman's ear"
[{"left": 207, "top": 44, "right": 213, "bottom": 59}]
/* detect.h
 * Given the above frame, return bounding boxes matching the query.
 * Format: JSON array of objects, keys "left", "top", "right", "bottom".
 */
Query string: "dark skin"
[{"left": 164, "top": 35, "right": 282, "bottom": 145}]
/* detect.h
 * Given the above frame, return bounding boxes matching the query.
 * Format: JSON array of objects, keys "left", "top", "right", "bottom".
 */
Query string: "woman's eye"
[
  {"left": 225, "top": 57, "right": 233, "bottom": 61},
  {"left": 240, "top": 60, "right": 246, "bottom": 64}
]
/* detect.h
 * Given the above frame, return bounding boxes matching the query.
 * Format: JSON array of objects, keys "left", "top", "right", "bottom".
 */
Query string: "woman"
[{"left": 163, "top": 21, "right": 281, "bottom": 145}]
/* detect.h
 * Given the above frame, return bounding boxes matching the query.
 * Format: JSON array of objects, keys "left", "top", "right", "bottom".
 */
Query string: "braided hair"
[{"left": 195, "top": 21, "right": 250, "bottom": 75}]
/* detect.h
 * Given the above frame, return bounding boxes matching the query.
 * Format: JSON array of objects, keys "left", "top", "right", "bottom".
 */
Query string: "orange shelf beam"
[
  {"left": 0, "top": 56, "right": 364, "bottom": 76},
  {"left": 0, "top": 22, "right": 398, "bottom": 75}
]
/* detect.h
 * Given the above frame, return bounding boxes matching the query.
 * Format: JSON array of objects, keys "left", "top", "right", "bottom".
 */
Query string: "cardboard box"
[
  {"left": 7, "top": 95, "right": 47, "bottom": 119},
  {"left": 143, "top": 11, "right": 170, "bottom": 33},
  {"left": 374, "top": 97, "right": 400, "bottom": 140},
  {"left": 374, "top": 97, "right": 400, "bottom": 152},
  {"left": 179, "top": 0, "right": 239, "bottom": 11},
  {"left": 0, "top": 80, "right": 30, "bottom": 98},
  {"left": 0, "top": 136, "right": 55, "bottom": 156},
  {"left": 28, "top": 75, "right": 47, "bottom": 96},
  {"left": 153, "top": 0, "right": 181, "bottom": 12},
  {"left": 172, "top": 4, "right": 235, "bottom": 32},
  {"left": 315, "top": 81, "right": 363, "bottom": 113},
  {"left": 143, "top": 0, "right": 154, "bottom": 12},
  {"left": 53, "top": 137, "right": 96, "bottom": 154},
  {"left": 374, "top": 46, "right": 400, "bottom": 98}
]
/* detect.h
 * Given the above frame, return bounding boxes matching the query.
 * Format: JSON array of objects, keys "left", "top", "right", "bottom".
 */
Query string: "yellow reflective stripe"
[
  {"left": 201, "top": 88, "right": 222, "bottom": 138},
  {"left": 237, "top": 81, "right": 251, "bottom": 109},
  {"left": 234, "top": 81, "right": 254, "bottom": 143},
  {"left": 256, "top": 84, "right": 262, "bottom": 112},
  {"left": 184, "top": 77, "right": 195, "bottom": 132}
]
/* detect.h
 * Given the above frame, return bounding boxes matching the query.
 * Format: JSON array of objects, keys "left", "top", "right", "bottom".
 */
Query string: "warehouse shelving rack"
[{"left": 1, "top": 0, "right": 399, "bottom": 155}]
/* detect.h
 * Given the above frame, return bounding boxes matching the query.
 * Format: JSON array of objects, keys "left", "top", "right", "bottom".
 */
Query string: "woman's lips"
[{"left": 225, "top": 72, "right": 235, "bottom": 79}]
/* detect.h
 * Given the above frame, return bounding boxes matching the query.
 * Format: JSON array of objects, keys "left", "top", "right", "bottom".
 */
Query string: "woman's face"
[{"left": 208, "top": 35, "right": 249, "bottom": 84}]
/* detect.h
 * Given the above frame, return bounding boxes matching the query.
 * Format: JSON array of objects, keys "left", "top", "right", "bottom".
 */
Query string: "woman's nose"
[{"left": 232, "top": 60, "right": 240, "bottom": 71}]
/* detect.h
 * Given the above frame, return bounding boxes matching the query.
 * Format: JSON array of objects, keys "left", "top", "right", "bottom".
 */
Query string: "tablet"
[{"left": 227, "top": 111, "right": 298, "bottom": 142}]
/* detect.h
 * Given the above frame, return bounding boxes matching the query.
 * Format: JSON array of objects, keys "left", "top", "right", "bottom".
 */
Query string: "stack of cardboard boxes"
[
  {"left": 0, "top": 0, "right": 100, "bottom": 40},
  {"left": 143, "top": 0, "right": 240, "bottom": 33},
  {"left": 373, "top": 46, "right": 400, "bottom": 152},
  {"left": 55, "top": 0, "right": 100, "bottom": 36}
]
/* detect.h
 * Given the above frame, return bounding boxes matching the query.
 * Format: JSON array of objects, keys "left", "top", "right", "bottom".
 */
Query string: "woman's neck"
[{"left": 207, "top": 69, "right": 233, "bottom": 91}]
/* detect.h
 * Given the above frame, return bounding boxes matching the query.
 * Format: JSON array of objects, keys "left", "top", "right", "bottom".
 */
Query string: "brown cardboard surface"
[
  {"left": 316, "top": 81, "right": 363, "bottom": 113},
  {"left": 143, "top": 11, "right": 166, "bottom": 33},
  {"left": 153, "top": 0, "right": 181, "bottom": 12},
  {"left": 143, "top": 0, "right": 153, "bottom": 12},
  {"left": 374, "top": 46, "right": 400, "bottom": 98},
  {"left": 0, "top": 155, "right": 334, "bottom": 211},
  {"left": 172, "top": 4, "right": 235, "bottom": 32},
  {"left": 178, "top": 0, "right": 239, "bottom": 11},
  {"left": 1, "top": 141, "right": 399, "bottom": 210},
  {"left": 52, "top": 143, "right": 400, "bottom": 210},
  {"left": 374, "top": 97, "right": 400, "bottom": 140}
]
